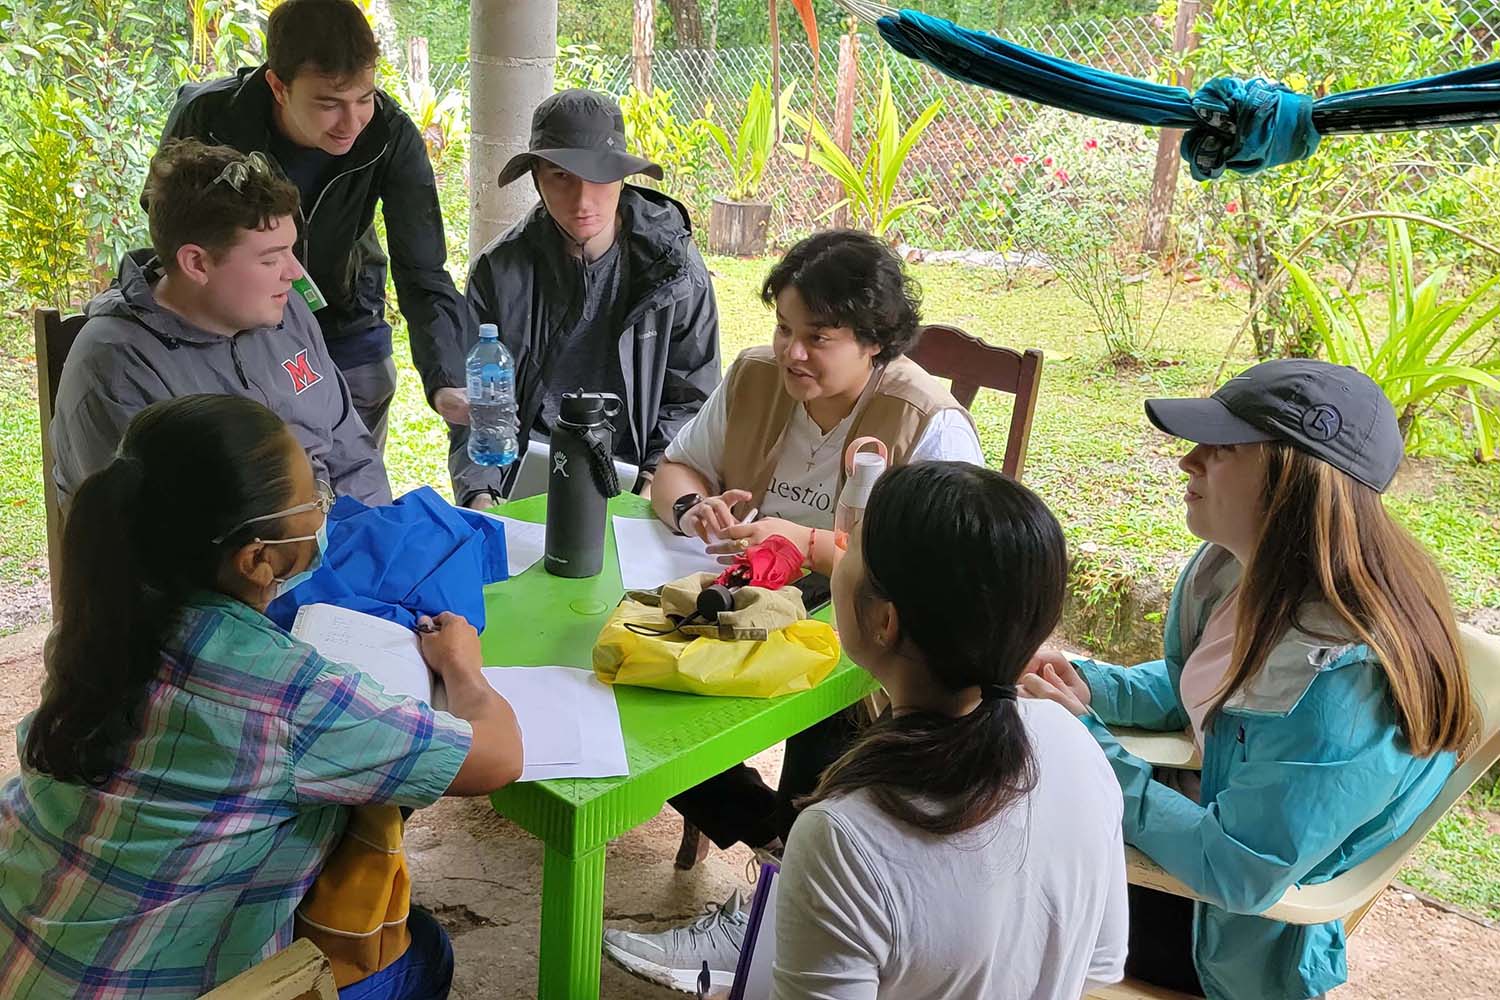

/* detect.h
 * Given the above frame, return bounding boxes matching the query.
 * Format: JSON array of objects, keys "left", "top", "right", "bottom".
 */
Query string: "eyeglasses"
[
  {"left": 213, "top": 480, "right": 334, "bottom": 545},
  {"left": 212, "top": 151, "right": 273, "bottom": 194}
]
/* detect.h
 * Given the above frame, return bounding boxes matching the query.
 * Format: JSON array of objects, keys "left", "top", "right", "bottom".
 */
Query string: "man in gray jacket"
[
  {"left": 52, "top": 140, "right": 391, "bottom": 510},
  {"left": 458, "top": 89, "right": 721, "bottom": 507}
]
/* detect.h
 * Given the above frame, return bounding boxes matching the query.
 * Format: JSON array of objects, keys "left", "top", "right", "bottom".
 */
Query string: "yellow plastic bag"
[{"left": 592, "top": 597, "right": 841, "bottom": 698}]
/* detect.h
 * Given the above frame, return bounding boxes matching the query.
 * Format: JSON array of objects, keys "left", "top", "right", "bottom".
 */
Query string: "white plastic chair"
[{"left": 1089, "top": 623, "right": 1500, "bottom": 999}]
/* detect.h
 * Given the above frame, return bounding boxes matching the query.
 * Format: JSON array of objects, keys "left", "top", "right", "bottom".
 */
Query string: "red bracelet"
[{"left": 807, "top": 528, "right": 818, "bottom": 566}]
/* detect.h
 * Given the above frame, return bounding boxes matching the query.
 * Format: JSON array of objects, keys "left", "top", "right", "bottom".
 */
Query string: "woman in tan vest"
[{"left": 604, "top": 230, "right": 984, "bottom": 992}]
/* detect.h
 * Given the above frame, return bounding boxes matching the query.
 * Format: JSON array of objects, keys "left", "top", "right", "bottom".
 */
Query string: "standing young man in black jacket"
[
  {"left": 155, "top": 0, "right": 471, "bottom": 451},
  {"left": 460, "top": 89, "right": 721, "bottom": 508}
]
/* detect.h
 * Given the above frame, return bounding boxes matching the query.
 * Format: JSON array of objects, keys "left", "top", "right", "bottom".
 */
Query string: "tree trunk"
[
  {"left": 664, "top": 0, "right": 705, "bottom": 50},
  {"left": 633, "top": 0, "right": 655, "bottom": 94},
  {"left": 365, "top": 0, "right": 401, "bottom": 61},
  {"left": 469, "top": 1, "right": 557, "bottom": 256},
  {"left": 828, "top": 30, "right": 859, "bottom": 229},
  {"left": 1141, "top": 0, "right": 1203, "bottom": 257},
  {"left": 406, "top": 36, "right": 430, "bottom": 91}
]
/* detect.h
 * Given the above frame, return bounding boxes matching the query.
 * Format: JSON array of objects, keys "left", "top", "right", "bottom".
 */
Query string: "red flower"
[
  {"left": 1043, "top": 156, "right": 1054, "bottom": 167},
  {"left": 1054, "top": 169, "right": 1070, "bottom": 184},
  {"left": 1226, "top": 201, "right": 1239, "bottom": 214},
  {"left": 1012, "top": 154, "right": 1030, "bottom": 166},
  {"left": 1084, "top": 138, "right": 1099, "bottom": 150}
]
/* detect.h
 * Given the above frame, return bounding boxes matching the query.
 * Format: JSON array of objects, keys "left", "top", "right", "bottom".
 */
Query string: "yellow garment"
[
  {"left": 593, "top": 596, "right": 841, "bottom": 698},
  {"left": 294, "top": 804, "right": 411, "bottom": 988}
]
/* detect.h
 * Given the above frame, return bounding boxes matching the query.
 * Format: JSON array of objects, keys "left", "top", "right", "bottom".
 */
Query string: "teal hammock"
[{"left": 835, "top": 1, "right": 1500, "bottom": 181}]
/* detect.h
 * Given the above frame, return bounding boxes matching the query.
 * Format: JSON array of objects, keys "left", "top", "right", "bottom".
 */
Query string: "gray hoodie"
[{"left": 51, "top": 254, "right": 393, "bottom": 509}]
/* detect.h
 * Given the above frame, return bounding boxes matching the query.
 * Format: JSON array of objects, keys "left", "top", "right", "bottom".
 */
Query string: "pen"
[{"left": 738, "top": 507, "right": 759, "bottom": 526}]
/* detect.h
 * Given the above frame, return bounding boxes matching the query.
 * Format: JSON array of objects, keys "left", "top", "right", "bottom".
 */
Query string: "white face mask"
[
  {"left": 211, "top": 480, "right": 335, "bottom": 600},
  {"left": 267, "top": 522, "right": 329, "bottom": 601}
]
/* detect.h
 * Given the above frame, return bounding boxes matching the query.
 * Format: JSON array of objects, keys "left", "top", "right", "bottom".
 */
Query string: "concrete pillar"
[{"left": 469, "top": 0, "right": 557, "bottom": 257}]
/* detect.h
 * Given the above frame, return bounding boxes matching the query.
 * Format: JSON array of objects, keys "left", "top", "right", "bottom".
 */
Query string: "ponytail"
[
  {"left": 810, "top": 692, "right": 1037, "bottom": 835},
  {"left": 800, "top": 462, "right": 1067, "bottom": 835},
  {"left": 25, "top": 458, "right": 173, "bottom": 784},
  {"left": 24, "top": 394, "right": 295, "bottom": 785}
]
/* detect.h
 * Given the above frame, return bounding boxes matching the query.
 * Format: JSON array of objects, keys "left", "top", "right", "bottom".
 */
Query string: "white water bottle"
[{"left": 834, "top": 437, "right": 890, "bottom": 541}]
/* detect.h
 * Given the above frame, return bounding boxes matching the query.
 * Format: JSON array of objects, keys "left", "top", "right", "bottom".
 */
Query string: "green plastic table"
[{"left": 479, "top": 493, "right": 876, "bottom": 999}]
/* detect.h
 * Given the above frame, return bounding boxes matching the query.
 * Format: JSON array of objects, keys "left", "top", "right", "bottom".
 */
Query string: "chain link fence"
[{"left": 417, "top": 3, "right": 1498, "bottom": 253}]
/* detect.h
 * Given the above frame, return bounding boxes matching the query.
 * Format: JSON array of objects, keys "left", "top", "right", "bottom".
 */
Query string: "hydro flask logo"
[{"left": 553, "top": 451, "right": 570, "bottom": 477}]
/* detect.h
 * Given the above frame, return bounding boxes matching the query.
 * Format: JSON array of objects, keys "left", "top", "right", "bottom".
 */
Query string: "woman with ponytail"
[
  {"left": 771, "top": 461, "right": 1128, "bottom": 999},
  {"left": 1022, "top": 360, "right": 1475, "bottom": 1000},
  {"left": 1, "top": 395, "right": 522, "bottom": 999}
]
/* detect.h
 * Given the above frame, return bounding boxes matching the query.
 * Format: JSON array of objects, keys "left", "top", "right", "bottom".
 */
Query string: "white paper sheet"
[
  {"left": 476, "top": 512, "right": 549, "bottom": 578},
  {"left": 292, "top": 603, "right": 434, "bottom": 703},
  {"left": 611, "top": 515, "right": 723, "bottom": 591},
  {"left": 481, "top": 666, "right": 628, "bottom": 781}
]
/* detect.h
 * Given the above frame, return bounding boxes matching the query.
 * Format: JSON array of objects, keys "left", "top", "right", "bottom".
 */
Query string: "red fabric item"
[{"left": 715, "top": 534, "right": 806, "bottom": 590}]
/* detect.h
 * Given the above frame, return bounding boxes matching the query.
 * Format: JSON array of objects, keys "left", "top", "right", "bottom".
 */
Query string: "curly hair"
[{"left": 760, "top": 230, "right": 923, "bottom": 362}]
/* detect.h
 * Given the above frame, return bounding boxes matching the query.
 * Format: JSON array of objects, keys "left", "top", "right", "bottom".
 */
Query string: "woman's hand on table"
[
  {"left": 679, "top": 489, "right": 753, "bottom": 543},
  {"left": 707, "top": 517, "right": 813, "bottom": 565},
  {"left": 416, "top": 612, "right": 483, "bottom": 680},
  {"left": 1019, "top": 649, "right": 1092, "bottom": 716}
]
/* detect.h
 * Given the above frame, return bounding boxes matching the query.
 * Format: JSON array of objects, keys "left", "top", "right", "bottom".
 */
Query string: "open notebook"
[{"left": 291, "top": 603, "right": 628, "bottom": 781}]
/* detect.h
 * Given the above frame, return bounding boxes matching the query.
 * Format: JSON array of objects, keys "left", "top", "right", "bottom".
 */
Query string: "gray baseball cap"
[
  {"left": 497, "top": 89, "right": 664, "bottom": 187},
  {"left": 1144, "top": 359, "right": 1404, "bottom": 492}
]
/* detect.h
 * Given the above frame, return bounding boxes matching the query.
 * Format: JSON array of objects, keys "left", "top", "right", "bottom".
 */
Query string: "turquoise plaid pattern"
[{"left": 0, "top": 593, "right": 471, "bottom": 998}]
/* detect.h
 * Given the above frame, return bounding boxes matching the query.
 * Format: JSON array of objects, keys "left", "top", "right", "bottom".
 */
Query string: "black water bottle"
[{"left": 544, "top": 392, "right": 624, "bottom": 578}]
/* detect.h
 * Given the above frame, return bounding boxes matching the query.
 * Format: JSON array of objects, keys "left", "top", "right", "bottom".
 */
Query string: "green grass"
[
  {"left": 0, "top": 315, "right": 48, "bottom": 588},
  {"left": 3, "top": 256, "right": 1497, "bottom": 917}
]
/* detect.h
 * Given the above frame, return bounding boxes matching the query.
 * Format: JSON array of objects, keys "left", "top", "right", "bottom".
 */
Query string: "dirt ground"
[{"left": 2, "top": 621, "right": 1497, "bottom": 999}]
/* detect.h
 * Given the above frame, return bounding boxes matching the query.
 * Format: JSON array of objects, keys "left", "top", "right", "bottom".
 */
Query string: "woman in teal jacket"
[{"left": 1023, "top": 359, "right": 1473, "bottom": 1000}]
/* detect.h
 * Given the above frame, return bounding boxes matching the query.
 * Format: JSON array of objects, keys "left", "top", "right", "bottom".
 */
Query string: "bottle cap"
[
  {"left": 559, "top": 391, "right": 623, "bottom": 425},
  {"left": 478, "top": 323, "right": 499, "bottom": 340}
]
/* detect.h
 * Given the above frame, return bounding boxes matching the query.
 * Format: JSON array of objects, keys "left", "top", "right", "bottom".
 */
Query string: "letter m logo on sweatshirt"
[{"left": 282, "top": 350, "right": 323, "bottom": 394}]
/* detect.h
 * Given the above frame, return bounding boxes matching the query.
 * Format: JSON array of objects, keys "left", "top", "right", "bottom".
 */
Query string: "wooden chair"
[
  {"left": 1089, "top": 623, "right": 1500, "bottom": 999},
  {"left": 34, "top": 308, "right": 88, "bottom": 613},
  {"left": 197, "top": 939, "right": 337, "bottom": 1000},
  {"left": 906, "top": 323, "right": 1044, "bottom": 480}
]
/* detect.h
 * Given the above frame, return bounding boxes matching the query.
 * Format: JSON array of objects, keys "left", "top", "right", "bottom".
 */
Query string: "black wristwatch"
[{"left": 671, "top": 492, "right": 704, "bottom": 532}]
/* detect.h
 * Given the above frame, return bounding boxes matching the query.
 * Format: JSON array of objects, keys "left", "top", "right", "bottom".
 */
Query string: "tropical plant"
[
  {"left": 782, "top": 64, "right": 943, "bottom": 239},
  {"left": 619, "top": 86, "right": 715, "bottom": 197},
  {"left": 1, "top": 1, "right": 173, "bottom": 275},
  {"left": 555, "top": 38, "right": 610, "bottom": 92},
  {"left": 701, "top": 79, "right": 794, "bottom": 202},
  {"left": 1280, "top": 219, "right": 1500, "bottom": 459},
  {"left": 392, "top": 79, "right": 467, "bottom": 167},
  {"left": 0, "top": 87, "right": 95, "bottom": 310}
]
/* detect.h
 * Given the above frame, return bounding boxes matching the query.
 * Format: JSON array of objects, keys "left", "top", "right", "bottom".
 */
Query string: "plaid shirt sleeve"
[{"left": 288, "top": 659, "right": 473, "bottom": 808}]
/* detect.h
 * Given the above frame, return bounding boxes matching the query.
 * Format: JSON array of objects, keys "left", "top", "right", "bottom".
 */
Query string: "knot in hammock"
[{"left": 1183, "top": 77, "right": 1322, "bottom": 181}]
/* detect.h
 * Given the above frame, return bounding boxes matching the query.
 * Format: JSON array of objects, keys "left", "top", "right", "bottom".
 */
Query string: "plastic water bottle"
[{"left": 466, "top": 323, "right": 518, "bottom": 467}]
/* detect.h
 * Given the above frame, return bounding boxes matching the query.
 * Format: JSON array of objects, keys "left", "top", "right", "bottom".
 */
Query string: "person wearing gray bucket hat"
[
  {"left": 450, "top": 90, "right": 721, "bottom": 508},
  {"left": 495, "top": 89, "right": 665, "bottom": 188},
  {"left": 1019, "top": 357, "right": 1472, "bottom": 999}
]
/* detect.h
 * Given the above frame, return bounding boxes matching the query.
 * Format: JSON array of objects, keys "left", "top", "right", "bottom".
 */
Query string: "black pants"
[
  {"left": 668, "top": 709, "right": 861, "bottom": 849},
  {"left": 1126, "top": 885, "right": 1206, "bottom": 996}
]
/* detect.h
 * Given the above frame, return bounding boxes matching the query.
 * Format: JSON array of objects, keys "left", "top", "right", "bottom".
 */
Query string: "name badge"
[{"left": 292, "top": 274, "right": 329, "bottom": 312}]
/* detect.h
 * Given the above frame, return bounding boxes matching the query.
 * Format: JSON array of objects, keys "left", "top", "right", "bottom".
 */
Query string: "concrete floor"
[{"left": 3, "top": 622, "right": 1498, "bottom": 999}]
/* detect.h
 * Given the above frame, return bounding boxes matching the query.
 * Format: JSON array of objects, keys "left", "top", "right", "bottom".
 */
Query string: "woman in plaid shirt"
[{"left": 0, "top": 394, "right": 523, "bottom": 998}]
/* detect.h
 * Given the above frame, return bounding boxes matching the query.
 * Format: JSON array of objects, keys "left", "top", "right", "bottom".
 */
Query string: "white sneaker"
[{"left": 602, "top": 891, "right": 749, "bottom": 993}]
